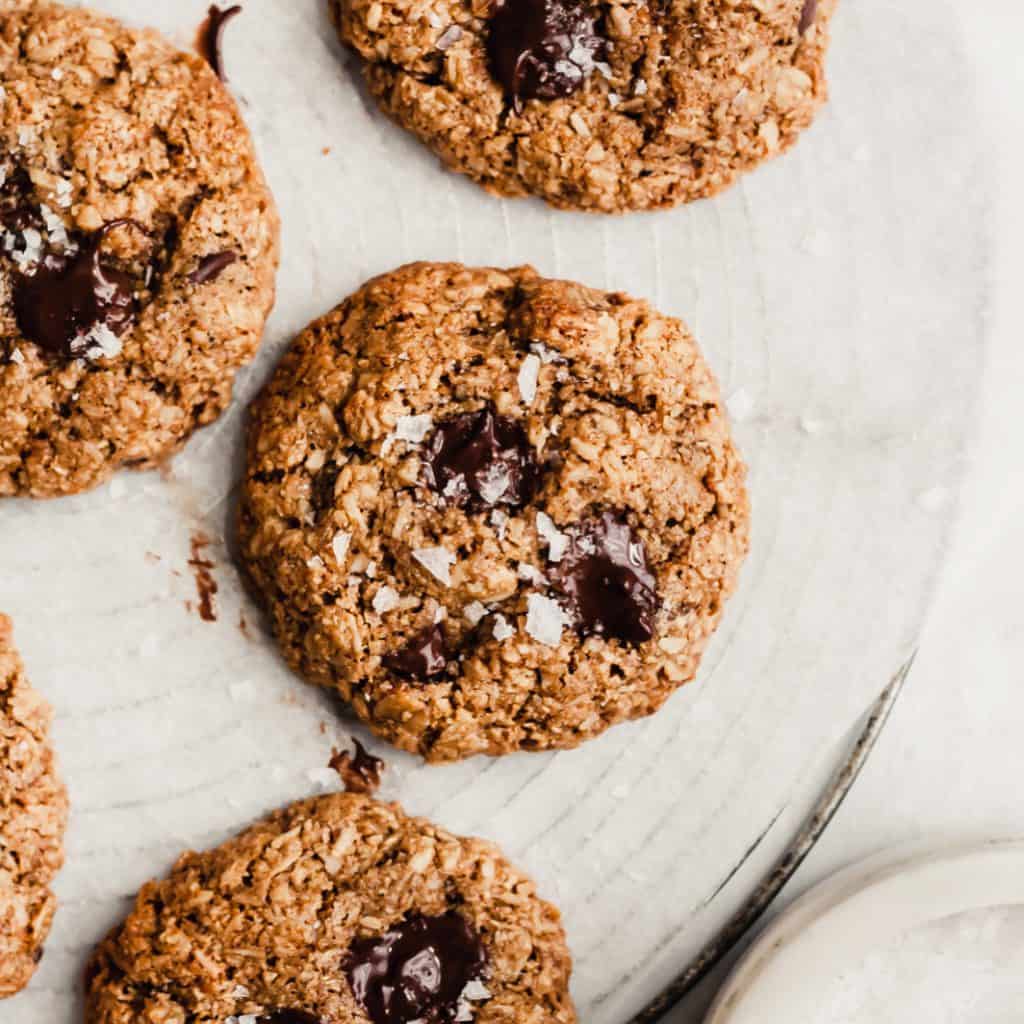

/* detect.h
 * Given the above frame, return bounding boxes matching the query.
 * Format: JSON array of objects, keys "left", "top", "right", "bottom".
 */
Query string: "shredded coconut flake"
[
  {"left": 492, "top": 614, "right": 516, "bottom": 642},
  {"left": 526, "top": 594, "right": 570, "bottom": 647},
  {"left": 413, "top": 546, "right": 456, "bottom": 587},
  {"left": 518, "top": 353, "right": 542, "bottom": 405},
  {"left": 373, "top": 586, "right": 401, "bottom": 614},
  {"left": 464, "top": 601, "right": 488, "bottom": 626},
  {"left": 332, "top": 531, "right": 352, "bottom": 563},
  {"left": 536, "top": 511, "right": 569, "bottom": 562}
]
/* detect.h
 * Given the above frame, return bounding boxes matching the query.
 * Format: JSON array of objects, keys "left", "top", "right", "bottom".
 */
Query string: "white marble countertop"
[{"left": 674, "top": 4, "right": 1024, "bottom": 1019}]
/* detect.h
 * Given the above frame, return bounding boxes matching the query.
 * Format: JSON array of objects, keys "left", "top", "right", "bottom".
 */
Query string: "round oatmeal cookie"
[
  {"left": 0, "top": 0, "right": 279, "bottom": 498},
  {"left": 239, "top": 262, "right": 749, "bottom": 762},
  {"left": 85, "top": 792, "right": 576, "bottom": 1024},
  {"left": 329, "top": 0, "right": 837, "bottom": 212},
  {"left": 0, "top": 613, "right": 68, "bottom": 999}
]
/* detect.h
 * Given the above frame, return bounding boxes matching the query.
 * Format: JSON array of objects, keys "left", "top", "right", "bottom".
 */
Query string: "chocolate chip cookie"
[
  {"left": 0, "top": 613, "right": 67, "bottom": 999},
  {"left": 0, "top": 1, "right": 279, "bottom": 498},
  {"left": 85, "top": 792, "right": 576, "bottom": 1024},
  {"left": 329, "top": 0, "right": 836, "bottom": 212},
  {"left": 239, "top": 262, "right": 749, "bottom": 762}
]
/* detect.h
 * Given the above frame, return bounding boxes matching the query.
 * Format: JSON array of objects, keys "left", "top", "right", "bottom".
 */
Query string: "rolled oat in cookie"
[
  {"left": 328, "top": 0, "right": 837, "bottom": 212},
  {"left": 0, "top": 0, "right": 279, "bottom": 498},
  {"left": 0, "top": 613, "right": 68, "bottom": 999},
  {"left": 239, "top": 262, "right": 749, "bottom": 762},
  {"left": 85, "top": 793, "right": 576, "bottom": 1024}
]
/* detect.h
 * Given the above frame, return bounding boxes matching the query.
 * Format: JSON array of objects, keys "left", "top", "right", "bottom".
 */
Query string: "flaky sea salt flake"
[
  {"left": 492, "top": 615, "right": 515, "bottom": 642},
  {"left": 477, "top": 462, "right": 511, "bottom": 505},
  {"left": 518, "top": 562, "right": 547, "bottom": 586},
  {"left": 373, "top": 586, "right": 401, "bottom": 614},
  {"left": 413, "top": 545, "right": 456, "bottom": 587},
  {"left": 394, "top": 413, "right": 433, "bottom": 444},
  {"left": 464, "top": 601, "right": 488, "bottom": 626},
  {"left": 536, "top": 511, "right": 569, "bottom": 562},
  {"left": 79, "top": 322, "right": 122, "bottom": 360},
  {"left": 526, "top": 594, "right": 569, "bottom": 647},
  {"left": 518, "top": 353, "right": 541, "bottom": 405},
  {"left": 490, "top": 509, "right": 509, "bottom": 539},
  {"left": 726, "top": 387, "right": 754, "bottom": 422}
]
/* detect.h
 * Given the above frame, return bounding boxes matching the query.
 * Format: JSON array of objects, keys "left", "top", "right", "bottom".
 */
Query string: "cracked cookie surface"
[
  {"left": 85, "top": 793, "right": 576, "bottom": 1024},
  {"left": 239, "top": 262, "right": 749, "bottom": 762},
  {"left": 330, "top": 0, "right": 837, "bottom": 212},
  {"left": 0, "top": 0, "right": 279, "bottom": 498},
  {"left": 0, "top": 613, "right": 67, "bottom": 999}
]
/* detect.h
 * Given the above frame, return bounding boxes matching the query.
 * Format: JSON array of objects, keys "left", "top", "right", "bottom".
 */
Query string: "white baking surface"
[
  {"left": 671, "top": 4, "right": 1024, "bottom": 1021},
  {"left": 705, "top": 841, "right": 1024, "bottom": 1024},
  {"left": 0, "top": 1, "right": 999, "bottom": 1022}
]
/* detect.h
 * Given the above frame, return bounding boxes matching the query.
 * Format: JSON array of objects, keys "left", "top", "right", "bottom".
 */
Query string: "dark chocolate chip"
[
  {"left": 385, "top": 624, "right": 449, "bottom": 680},
  {"left": 550, "top": 510, "right": 659, "bottom": 645},
  {"left": 798, "top": 0, "right": 817, "bottom": 34},
  {"left": 189, "top": 250, "right": 238, "bottom": 285},
  {"left": 197, "top": 4, "right": 242, "bottom": 81},
  {"left": 330, "top": 738, "right": 385, "bottom": 795},
  {"left": 487, "top": 0, "right": 604, "bottom": 105},
  {"left": 12, "top": 221, "right": 143, "bottom": 361},
  {"left": 424, "top": 406, "right": 539, "bottom": 510},
  {"left": 345, "top": 912, "right": 488, "bottom": 1024},
  {"left": 257, "top": 1013, "right": 322, "bottom": 1024}
]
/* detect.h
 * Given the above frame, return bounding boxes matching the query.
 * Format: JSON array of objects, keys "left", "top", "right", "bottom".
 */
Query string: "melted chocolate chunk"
[
  {"left": 12, "top": 222, "right": 142, "bottom": 360},
  {"left": 798, "top": 0, "right": 817, "bottom": 34},
  {"left": 345, "top": 913, "right": 488, "bottom": 1024},
  {"left": 0, "top": 166, "right": 41, "bottom": 233},
  {"left": 197, "top": 4, "right": 242, "bottom": 81},
  {"left": 257, "top": 1013, "right": 322, "bottom": 1024},
  {"left": 189, "top": 249, "right": 238, "bottom": 285},
  {"left": 385, "top": 624, "right": 449, "bottom": 680},
  {"left": 425, "top": 407, "right": 538, "bottom": 510},
  {"left": 330, "top": 738, "right": 385, "bottom": 795},
  {"left": 487, "top": 0, "right": 604, "bottom": 105},
  {"left": 550, "top": 511, "right": 659, "bottom": 644}
]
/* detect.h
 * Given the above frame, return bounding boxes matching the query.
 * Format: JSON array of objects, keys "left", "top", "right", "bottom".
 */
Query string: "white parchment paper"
[{"left": 0, "top": 1, "right": 991, "bottom": 1021}]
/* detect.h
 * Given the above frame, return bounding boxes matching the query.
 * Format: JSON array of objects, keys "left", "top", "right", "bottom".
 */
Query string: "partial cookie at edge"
[
  {"left": 85, "top": 792, "right": 576, "bottom": 1024},
  {"left": 330, "top": 0, "right": 837, "bottom": 212},
  {"left": 0, "top": 0, "right": 280, "bottom": 497},
  {"left": 0, "top": 613, "right": 68, "bottom": 999}
]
